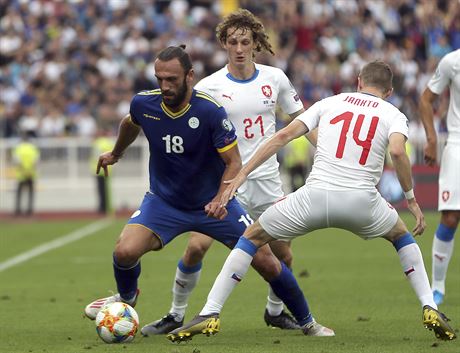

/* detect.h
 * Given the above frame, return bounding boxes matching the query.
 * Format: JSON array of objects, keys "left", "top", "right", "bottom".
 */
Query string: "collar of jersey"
[
  {"left": 226, "top": 69, "right": 259, "bottom": 83},
  {"left": 359, "top": 91, "right": 380, "bottom": 98},
  {"left": 160, "top": 100, "right": 191, "bottom": 119}
]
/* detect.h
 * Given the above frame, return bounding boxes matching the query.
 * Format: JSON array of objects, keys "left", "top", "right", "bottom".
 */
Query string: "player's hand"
[
  {"left": 96, "top": 151, "right": 121, "bottom": 177},
  {"left": 424, "top": 140, "right": 437, "bottom": 166},
  {"left": 407, "top": 198, "right": 426, "bottom": 236},
  {"left": 204, "top": 201, "right": 228, "bottom": 220},
  {"left": 221, "top": 172, "right": 247, "bottom": 207}
]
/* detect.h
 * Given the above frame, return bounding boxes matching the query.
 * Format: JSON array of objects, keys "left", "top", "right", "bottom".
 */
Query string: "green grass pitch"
[{"left": 0, "top": 212, "right": 458, "bottom": 353}]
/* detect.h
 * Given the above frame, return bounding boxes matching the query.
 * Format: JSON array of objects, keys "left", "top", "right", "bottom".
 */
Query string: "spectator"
[
  {"left": 0, "top": 0, "right": 457, "bottom": 153},
  {"left": 39, "top": 106, "right": 66, "bottom": 137}
]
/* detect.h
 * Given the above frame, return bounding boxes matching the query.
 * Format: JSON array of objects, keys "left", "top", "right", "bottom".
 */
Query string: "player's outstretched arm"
[
  {"left": 419, "top": 88, "right": 439, "bottom": 166},
  {"left": 96, "top": 114, "right": 141, "bottom": 177},
  {"left": 221, "top": 119, "right": 309, "bottom": 206},
  {"left": 389, "top": 132, "right": 426, "bottom": 236},
  {"left": 287, "top": 108, "right": 318, "bottom": 147}
]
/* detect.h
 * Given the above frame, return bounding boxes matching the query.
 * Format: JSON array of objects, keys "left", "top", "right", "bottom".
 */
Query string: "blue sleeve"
[
  {"left": 211, "top": 106, "right": 237, "bottom": 152},
  {"left": 129, "top": 95, "right": 141, "bottom": 125}
]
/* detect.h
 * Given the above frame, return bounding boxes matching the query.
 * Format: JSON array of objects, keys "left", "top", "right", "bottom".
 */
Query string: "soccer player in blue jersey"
[
  {"left": 141, "top": 9, "right": 318, "bottom": 336},
  {"left": 84, "top": 45, "right": 332, "bottom": 338}
]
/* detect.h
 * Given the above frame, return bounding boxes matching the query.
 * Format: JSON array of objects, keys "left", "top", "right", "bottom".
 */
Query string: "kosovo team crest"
[
  {"left": 188, "top": 117, "right": 200, "bottom": 129},
  {"left": 261, "top": 85, "right": 272, "bottom": 98}
]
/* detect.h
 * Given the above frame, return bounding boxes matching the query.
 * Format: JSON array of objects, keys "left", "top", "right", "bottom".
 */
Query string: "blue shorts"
[{"left": 127, "top": 192, "right": 250, "bottom": 248}]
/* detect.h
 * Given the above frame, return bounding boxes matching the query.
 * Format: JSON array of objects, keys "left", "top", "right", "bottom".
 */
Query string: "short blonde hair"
[{"left": 359, "top": 60, "right": 393, "bottom": 93}]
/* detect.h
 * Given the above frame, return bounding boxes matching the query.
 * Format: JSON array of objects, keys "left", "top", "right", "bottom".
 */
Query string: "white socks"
[
  {"left": 169, "top": 266, "right": 201, "bottom": 320},
  {"left": 397, "top": 243, "right": 437, "bottom": 309},
  {"left": 432, "top": 236, "right": 455, "bottom": 294},
  {"left": 200, "top": 248, "right": 253, "bottom": 316},
  {"left": 266, "top": 288, "right": 284, "bottom": 316}
]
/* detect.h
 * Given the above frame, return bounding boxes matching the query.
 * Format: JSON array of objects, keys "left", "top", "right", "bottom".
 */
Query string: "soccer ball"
[{"left": 95, "top": 302, "right": 139, "bottom": 343}]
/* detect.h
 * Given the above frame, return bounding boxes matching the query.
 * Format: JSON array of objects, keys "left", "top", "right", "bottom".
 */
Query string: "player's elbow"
[
  {"left": 389, "top": 146, "right": 406, "bottom": 161},
  {"left": 420, "top": 88, "right": 437, "bottom": 106},
  {"left": 275, "top": 129, "right": 293, "bottom": 146},
  {"left": 227, "top": 155, "right": 242, "bottom": 171}
]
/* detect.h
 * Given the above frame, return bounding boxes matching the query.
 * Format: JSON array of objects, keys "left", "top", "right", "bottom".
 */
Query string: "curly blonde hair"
[{"left": 216, "top": 8, "right": 274, "bottom": 56}]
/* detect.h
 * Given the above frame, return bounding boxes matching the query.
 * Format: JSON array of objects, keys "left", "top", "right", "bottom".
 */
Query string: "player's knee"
[
  {"left": 253, "top": 250, "right": 282, "bottom": 281},
  {"left": 279, "top": 252, "right": 293, "bottom": 268},
  {"left": 384, "top": 218, "right": 409, "bottom": 242},
  {"left": 114, "top": 245, "right": 140, "bottom": 267},
  {"left": 273, "top": 250, "right": 292, "bottom": 268},
  {"left": 260, "top": 261, "right": 282, "bottom": 281},
  {"left": 441, "top": 211, "right": 460, "bottom": 229},
  {"left": 270, "top": 243, "right": 293, "bottom": 268},
  {"left": 183, "top": 243, "right": 208, "bottom": 265}
]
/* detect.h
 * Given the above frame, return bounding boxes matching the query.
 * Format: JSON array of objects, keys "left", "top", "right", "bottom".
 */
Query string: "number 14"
[{"left": 330, "top": 111, "right": 379, "bottom": 165}]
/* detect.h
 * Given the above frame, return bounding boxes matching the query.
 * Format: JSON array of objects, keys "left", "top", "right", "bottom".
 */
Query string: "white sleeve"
[
  {"left": 277, "top": 70, "right": 304, "bottom": 115},
  {"left": 295, "top": 100, "right": 322, "bottom": 131},
  {"left": 427, "top": 54, "right": 452, "bottom": 95},
  {"left": 194, "top": 77, "right": 211, "bottom": 95},
  {"left": 388, "top": 112, "right": 409, "bottom": 139}
]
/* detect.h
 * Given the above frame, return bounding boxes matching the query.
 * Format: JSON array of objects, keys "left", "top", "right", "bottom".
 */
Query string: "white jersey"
[
  {"left": 427, "top": 49, "right": 460, "bottom": 143},
  {"left": 296, "top": 92, "right": 409, "bottom": 190},
  {"left": 195, "top": 63, "right": 303, "bottom": 179}
]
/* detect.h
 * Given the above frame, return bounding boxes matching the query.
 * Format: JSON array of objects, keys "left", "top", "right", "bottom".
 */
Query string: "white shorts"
[
  {"left": 236, "top": 177, "right": 284, "bottom": 220},
  {"left": 438, "top": 143, "right": 460, "bottom": 211},
  {"left": 259, "top": 186, "right": 399, "bottom": 240}
]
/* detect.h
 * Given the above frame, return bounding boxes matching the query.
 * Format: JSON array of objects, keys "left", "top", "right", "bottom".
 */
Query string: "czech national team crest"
[
  {"left": 442, "top": 190, "right": 450, "bottom": 202},
  {"left": 261, "top": 85, "right": 272, "bottom": 98}
]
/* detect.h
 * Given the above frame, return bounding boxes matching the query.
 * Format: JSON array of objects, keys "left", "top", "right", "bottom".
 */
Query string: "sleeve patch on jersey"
[
  {"left": 217, "top": 139, "right": 237, "bottom": 153},
  {"left": 222, "top": 118, "right": 234, "bottom": 132}
]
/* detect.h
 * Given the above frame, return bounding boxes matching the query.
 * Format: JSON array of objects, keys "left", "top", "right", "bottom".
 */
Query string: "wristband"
[{"left": 404, "top": 189, "right": 415, "bottom": 200}]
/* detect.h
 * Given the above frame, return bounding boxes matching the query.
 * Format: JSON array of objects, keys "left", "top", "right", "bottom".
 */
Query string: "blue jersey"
[{"left": 129, "top": 89, "right": 237, "bottom": 210}]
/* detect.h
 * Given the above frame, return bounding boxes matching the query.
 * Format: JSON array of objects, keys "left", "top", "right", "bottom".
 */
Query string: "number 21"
[
  {"left": 243, "top": 115, "right": 264, "bottom": 139},
  {"left": 330, "top": 111, "right": 379, "bottom": 165}
]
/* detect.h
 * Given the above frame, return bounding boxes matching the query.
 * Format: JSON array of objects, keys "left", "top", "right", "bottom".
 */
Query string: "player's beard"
[{"left": 162, "top": 78, "right": 188, "bottom": 109}]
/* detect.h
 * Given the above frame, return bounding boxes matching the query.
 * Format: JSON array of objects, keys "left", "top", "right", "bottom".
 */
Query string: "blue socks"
[
  {"left": 178, "top": 258, "right": 202, "bottom": 273},
  {"left": 235, "top": 236, "right": 312, "bottom": 325},
  {"left": 113, "top": 254, "right": 141, "bottom": 301},
  {"left": 435, "top": 223, "right": 456, "bottom": 242},
  {"left": 235, "top": 236, "right": 258, "bottom": 256},
  {"left": 269, "top": 261, "right": 312, "bottom": 326},
  {"left": 392, "top": 232, "right": 416, "bottom": 251}
]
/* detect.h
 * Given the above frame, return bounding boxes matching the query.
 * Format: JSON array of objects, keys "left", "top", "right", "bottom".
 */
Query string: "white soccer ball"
[{"left": 95, "top": 302, "right": 139, "bottom": 343}]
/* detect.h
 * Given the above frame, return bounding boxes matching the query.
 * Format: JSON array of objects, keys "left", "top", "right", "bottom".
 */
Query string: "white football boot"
[
  {"left": 84, "top": 289, "right": 139, "bottom": 320},
  {"left": 302, "top": 320, "right": 335, "bottom": 336}
]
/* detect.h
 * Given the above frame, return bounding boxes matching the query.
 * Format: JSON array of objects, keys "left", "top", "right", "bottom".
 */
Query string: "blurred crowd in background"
[{"left": 1, "top": 0, "right": 459, "bottom": 147}]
